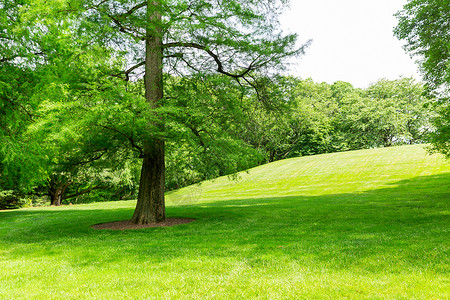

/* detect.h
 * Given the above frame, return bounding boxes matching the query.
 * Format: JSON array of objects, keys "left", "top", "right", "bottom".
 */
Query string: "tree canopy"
[{"left": 395, "top": 0, "right": 450, "bottom": 157}]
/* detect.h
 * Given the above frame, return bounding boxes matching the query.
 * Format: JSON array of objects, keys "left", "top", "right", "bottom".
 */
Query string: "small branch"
[
  {"left": 93, "top": 0, "right": 109, "bottom": 7},
  {"left": 108, "top": 13, "right": 133, "bottom": 35},
  {"left": 189, "top": 126, "right": 207, "bottom": 151},
  {"left": 88, "top": 4, "right": 145, "bottom": 41},
  {"left": 2, "top": 96, "right": 35, "bottom": 120},
  {"left": 181, "top": 56, "right": 202, "bottom": 73},
  {"left": 112, "top": 61, "right": 145, "bottom": 81},
  {"left": 62, "top": 186, "right": 109, "bottom": 200},
  {"left": 122, "top": 2, "right": 147, "bottom": 16},
  {"left": 125, "top": 61, "right": 145, "bottom": 74},
  {"left": 69, "top": 150, "right": 107, "bottom": 168},
  {"left": 99, "top": 125, "right": 144, "bottom": 158},
  {"left": 242, "top": 76, "right": 263, "bottom": 100},
  {"left": 0, "top": 51, "right": 45, "bottom": 63}
]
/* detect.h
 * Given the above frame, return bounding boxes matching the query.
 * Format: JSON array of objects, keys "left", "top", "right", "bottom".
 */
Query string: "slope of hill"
[{"left": 167, "top": 144, "right": 449, "bottom": 203}]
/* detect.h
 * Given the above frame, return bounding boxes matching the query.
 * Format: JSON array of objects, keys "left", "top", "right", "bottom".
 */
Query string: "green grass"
[{"left": 1, "top": 144, "right": 449, "bottom": 299}]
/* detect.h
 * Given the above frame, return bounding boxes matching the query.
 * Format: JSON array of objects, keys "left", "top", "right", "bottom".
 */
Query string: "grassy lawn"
[{"left": 1, "top": 144, "right": 449, "bottom": 299}]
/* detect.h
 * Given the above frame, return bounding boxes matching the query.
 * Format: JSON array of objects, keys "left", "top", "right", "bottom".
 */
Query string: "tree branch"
[
  {"left": 189, "top": 126, "right": 207, "bottom": 151},
  {"left": 1, "top": 96, "right": 35, "bottom": 120},
  {"left": 0, "top": 51, "right": 45, "bottom": 63},
  {"left": 69, "top": 149, "right": 107, "bottom": 168},
  {"left": 163, "top": 42, "right": 256, "bottom": 78},
  {"left": 122, "top": 2, "right": 147, "bottom": 16},
  {"left": 89, "top": 4, "right": 145, "bottom": 40},
  {"left": 62, "top": 185, "right": 109, "bottom": 200},
  {"left": 98, "top": 125, "right": 144, "bottom": 158},
  {"left": 112, "top": 61, "right": 145, "bottom": 81}
]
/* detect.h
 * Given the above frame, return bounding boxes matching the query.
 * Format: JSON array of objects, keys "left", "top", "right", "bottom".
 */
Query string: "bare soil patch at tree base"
[{"left": 91, "top": 218, "right": 196, "bottom": 230}]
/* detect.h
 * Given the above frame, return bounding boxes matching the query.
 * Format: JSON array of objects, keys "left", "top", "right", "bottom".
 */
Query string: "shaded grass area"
[{"left": 1, "top": 145, "right": 449, "bottom": 299}]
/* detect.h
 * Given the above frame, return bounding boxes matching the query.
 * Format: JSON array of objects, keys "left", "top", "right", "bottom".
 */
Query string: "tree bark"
[
  {"left": 49, "top": 188, "right": 64, "bottom": 206},
  {"left": 131, "top": 1, "right": 165, "bottom": 224},
  {"left": 132, "top": 140, "right": 165, "bottom": 223}
]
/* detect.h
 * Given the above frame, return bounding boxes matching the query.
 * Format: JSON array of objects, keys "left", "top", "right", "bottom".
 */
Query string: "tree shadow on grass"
[{"left": 1, "top": 173, "right": 449, "bottom": 272}]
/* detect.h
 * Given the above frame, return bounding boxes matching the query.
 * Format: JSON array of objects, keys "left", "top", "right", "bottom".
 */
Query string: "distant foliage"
[{"left": 239, "top": 77, "right": 432, "bottom": 162}]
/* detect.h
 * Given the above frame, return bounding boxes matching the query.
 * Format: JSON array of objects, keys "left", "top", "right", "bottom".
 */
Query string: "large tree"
[
  {"left": 22, "top": 0, "right": 304, "bottom": 223},
  {"left": 395, "top": 0, "right": 450, "bottom": 156}
]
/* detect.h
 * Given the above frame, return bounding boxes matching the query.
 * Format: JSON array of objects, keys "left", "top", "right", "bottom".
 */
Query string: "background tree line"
[{"left": 239, "top": 76, "right": 432, "bottom": 163}]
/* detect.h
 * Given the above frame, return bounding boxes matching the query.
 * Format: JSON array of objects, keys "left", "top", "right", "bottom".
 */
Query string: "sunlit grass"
[{"left": 1, "top": 144, "right": 449, "bottom": 299}]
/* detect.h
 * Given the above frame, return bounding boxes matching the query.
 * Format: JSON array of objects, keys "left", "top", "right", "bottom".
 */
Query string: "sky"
[{"left": 280, "top": 0, "right": 420, "bottom": 88}]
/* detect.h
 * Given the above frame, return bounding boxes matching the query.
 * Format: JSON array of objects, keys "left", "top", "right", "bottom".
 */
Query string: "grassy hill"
[
  {"left": 1, "top": 144, "right": 449, "bottom": 299},
  {"left": 167, "top": 144, "right": 449, "bottom": 202}
]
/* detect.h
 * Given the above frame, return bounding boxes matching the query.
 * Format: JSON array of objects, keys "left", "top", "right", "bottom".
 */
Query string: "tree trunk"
[
  {"left": 47, "top": 177, "right": 71, "bottom": 206},
  {"left": 50, "top": 188, "right": 64, "bottom": 206},
  {"left": 132, "top": 140, "right": 165, "bottom": 223},
  {"left": 131, "top": 1, "right": 165, "bottom": 224}
]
